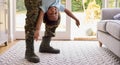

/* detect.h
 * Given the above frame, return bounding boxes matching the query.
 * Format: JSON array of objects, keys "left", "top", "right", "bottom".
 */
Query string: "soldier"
[
  {"left": 24, "top": 0, "right": 41, "bottom": 63},
  {"left": 34, "top": 0, "right": 80, "bottom": 54}
]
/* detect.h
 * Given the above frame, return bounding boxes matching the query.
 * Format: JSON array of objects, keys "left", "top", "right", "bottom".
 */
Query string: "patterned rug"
[{"left": 0, "top": 41, "right": 120, "bottom": 65}]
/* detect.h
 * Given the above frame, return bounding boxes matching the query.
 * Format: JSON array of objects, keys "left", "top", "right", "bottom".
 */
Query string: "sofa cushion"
[
  {"left": 97, "top": 20, "right": 109, "bottom": 32},
  {"left": 106, "top": 20, "right": 120, "bottom": 40},
  {"left": 113, "top": 13, "right": 120, "bottom": 20}
]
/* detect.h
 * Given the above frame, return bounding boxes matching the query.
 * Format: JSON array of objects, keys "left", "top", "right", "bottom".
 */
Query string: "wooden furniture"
[{"left": 0, "top": 0, "right": 8, "bottom": 46}]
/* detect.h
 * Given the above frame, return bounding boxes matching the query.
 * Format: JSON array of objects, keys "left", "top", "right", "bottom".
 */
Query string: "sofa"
[{"left": 97, "top": 8, "right": 120, "bottom": 58}]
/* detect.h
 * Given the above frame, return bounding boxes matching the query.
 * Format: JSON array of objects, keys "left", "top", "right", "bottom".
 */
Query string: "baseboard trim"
[{"left": 74, "top": 37, "right": 97, "bottom": 41}]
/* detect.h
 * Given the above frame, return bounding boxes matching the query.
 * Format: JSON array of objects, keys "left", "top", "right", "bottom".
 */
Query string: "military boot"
[
  {"left": 39, "top": 36, "right": 60, "bottom": 54},
  {"left": 25, "top": 39, "right": 40, "bottom": 63}
]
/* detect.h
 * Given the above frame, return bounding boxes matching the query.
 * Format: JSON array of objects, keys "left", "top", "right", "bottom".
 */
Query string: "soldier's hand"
[{"left": 34, "top": 30, "right": 40, "bottom": 41}]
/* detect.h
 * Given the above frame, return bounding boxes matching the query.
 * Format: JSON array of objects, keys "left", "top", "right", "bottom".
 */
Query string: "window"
[
  {"left": 104, "top": 0, "right": 120, "bottom": 8},
  {"left": 108, "top": 0, "right": 116, "bottom": 8},
  {"left": 71, "top": 0, "right": 102, "bottom": 40},
  {"left": 118, "top": 0, "right": 120, "bottom": 7}
]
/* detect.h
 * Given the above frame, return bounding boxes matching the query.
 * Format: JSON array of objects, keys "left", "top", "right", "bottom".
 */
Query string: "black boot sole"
[
  {"left": 39, "top": 50, "right": 60, "bottom": 54},
  {"left": 25, "top": 56, "right": 40, "bottom": 63}
]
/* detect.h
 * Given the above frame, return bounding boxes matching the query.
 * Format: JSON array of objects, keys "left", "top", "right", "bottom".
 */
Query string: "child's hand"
[
  {"left": 34, "top": 30, "right": 40, "bottom": 41},
  {"left": 75, "top": 19, "right": 80, "bottom": 27}
]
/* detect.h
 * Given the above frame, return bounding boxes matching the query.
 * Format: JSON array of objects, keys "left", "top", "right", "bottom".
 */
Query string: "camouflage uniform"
[
  {"left": 24, "top": 0, "right": 60, "bottom": 62},
  {"left": 24, "top": 0, "right": 41, "bottom": 63}
]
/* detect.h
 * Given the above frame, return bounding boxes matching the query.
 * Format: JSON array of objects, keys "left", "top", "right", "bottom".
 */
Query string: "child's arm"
[
  {"left": 34, "top": 10, "right": 44, "bottom": 41},
  {"left": 64, "top": 8, "right": 80, "bottom": 27}
]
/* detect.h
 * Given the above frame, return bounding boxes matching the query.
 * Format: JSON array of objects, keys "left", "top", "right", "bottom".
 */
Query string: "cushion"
[
  {"left": 113, "top": 13, "right": 120, "bottom": 20},
  {"left": 106, "top": 20, "right": 120, "bottom": 40},
  {"left": 97, "top": 20, "right": 108, "bottom": 32}
]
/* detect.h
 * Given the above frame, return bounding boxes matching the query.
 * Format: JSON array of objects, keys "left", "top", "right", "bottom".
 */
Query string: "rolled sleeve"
[{"left": 40, "top": 6, "right": 46, "bottom": 13}]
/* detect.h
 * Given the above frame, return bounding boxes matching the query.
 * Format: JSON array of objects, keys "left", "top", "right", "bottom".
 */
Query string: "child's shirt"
[{"left": 40, "top": 0, "right": 65, "bottom": 13}]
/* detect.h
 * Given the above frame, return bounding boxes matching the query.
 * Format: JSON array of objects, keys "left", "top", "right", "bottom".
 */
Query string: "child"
[{"left": 34, "top": 0, "right": 80, "bottom": 54}]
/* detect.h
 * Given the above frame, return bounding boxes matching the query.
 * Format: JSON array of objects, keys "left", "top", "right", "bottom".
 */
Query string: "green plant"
[
  {"left": 84, "top": 0, "right": 101, "bottom": 22},
  {"left": 16, "top": 0, "right": 26, "bottom": 12}
]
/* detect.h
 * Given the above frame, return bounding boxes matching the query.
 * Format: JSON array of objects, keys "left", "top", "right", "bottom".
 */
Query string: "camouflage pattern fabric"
[
  {"left": 44, "top": 22, "right": 60, "bottom": 37},
  {"left": 44, "top": 13, "right": 61, "bottom": 37},
  {"left": 24, "top": 0, "right": 41, "bottom": 42}
]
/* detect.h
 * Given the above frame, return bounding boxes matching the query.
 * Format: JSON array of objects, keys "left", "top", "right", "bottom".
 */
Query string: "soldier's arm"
[
  {"left": 64, "top": 8, "right": 80, "bottom": 27},
  {"left": 36, "top": 10, "right": 44, "bottom": 30},
  {"left": 34, "top": 10, "right": 44, "bottom": 41}
]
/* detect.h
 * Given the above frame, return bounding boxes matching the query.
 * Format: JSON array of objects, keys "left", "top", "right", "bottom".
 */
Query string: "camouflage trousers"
[
  {"left": 24, "top": 0, "right": 41, "bottom": 43},
  {"left": 44, "top": 20, "right": 60, "bottom": 37}
]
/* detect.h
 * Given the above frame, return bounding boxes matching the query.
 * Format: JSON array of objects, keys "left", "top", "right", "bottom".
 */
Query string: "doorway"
[{"left": 15, "top": 0, "right": 71, "bottom": 40}]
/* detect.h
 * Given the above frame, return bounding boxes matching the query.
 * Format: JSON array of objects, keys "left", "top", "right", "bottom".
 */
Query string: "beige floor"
[
  {"left": 1, "top": 40, "right": 120, "bottom": 65},
  {"left": 0, "top": 40, "right": 19, "bottom": 55}
]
